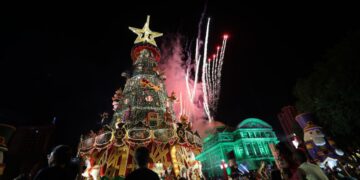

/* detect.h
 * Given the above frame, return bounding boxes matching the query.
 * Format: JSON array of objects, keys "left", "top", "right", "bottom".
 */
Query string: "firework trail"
[
  {"left": 191, "top": 39, "right": 201, "bottom": 102},
  {"left": 214, "top": 46, "right": 220, "bottom": 101},
  {"left": 183, "top": 17, "right": 229, "bottom": 122},
  {"left": 206, "top": 57, "right": 212, "bottom": 103},
  {"left": 186, "top": 40, "right": 201, "bottom": 103},
  {"left": 214, "top": 34, "right": 228, "bottom": 107},
  {"left": 210, "top": 53, "right": 216, "bottom": 106},
  {"left": 187, "top": 3, "right": 207, "bottom": 103},
  {"left": 201, "top": 17, "right": 212, "bottom": 122},
  {"left": 213, "top": 47, "right": 220, "bottom": 106}
]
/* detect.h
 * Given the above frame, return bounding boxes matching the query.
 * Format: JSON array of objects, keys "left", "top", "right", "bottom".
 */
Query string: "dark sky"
[{"left": 1, "top": 2, "right": 359, "bottom": 146}]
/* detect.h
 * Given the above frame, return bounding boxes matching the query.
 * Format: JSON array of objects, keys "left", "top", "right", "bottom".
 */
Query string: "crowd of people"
[
  {"left": 12, "top": 142, "right": 360, "bottom": 180},
  {"left": 256, "top": 142, "right": 360, "bottom": 180},
  {"left": 14, "top": 145, "right": 179, "bottom": 180},
  {"left": 223, "top": 142, "right": 359, "bottom": 180}
]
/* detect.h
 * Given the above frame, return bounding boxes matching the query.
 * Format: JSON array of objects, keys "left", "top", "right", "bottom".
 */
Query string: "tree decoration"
[
  {"left": 145, "top": 95, "right": 153, "bottom": 102},
  {"left": 78, "top": 16, "right": 202, "bottom": 179}
]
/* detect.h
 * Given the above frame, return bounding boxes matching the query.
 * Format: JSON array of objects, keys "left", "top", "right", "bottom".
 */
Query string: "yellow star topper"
[{"left": 129, "top": 15, "right": 163, "bottom": 47}]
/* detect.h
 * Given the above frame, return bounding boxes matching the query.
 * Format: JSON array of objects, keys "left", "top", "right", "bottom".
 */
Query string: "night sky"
[{"left": 1, "top": 2, "right": 359, "bottom": 146}]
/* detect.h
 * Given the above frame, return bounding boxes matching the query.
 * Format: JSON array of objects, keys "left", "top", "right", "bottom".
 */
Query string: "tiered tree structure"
[{"left": 78, "top": 16, "right": 203, "bottom": 180}]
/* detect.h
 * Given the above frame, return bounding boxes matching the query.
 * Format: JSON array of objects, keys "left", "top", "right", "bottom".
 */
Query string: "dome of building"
[{"left": 237, "top": 118, "right": 272, "bottom": 129}]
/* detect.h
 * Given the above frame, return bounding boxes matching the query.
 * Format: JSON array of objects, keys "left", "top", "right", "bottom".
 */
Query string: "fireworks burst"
[
  {"left": 184, "top": 18, "right": 229, "bottom": 122},
  {"left": 160, "top": 14, "right": 229, "bottom": 136}
]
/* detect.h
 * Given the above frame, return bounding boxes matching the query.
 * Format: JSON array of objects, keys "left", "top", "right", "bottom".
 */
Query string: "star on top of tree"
[{"left": 129, "top": 15, "right": 163, "bottom": 47}]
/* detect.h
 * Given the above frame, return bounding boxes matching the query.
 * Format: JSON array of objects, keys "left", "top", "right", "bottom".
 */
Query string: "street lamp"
[{"left": 220, "top": 160, "right": 228, "bottom": 180}]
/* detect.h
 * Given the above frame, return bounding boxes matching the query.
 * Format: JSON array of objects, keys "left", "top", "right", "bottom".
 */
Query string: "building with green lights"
[{"left": 196, "top": 118, "right": 279, "bottom": 178}]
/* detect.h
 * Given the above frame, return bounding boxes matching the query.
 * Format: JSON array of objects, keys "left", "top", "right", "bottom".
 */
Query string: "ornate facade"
[{"left": 196, "top": 118, "right": 279, "bottom": 178}]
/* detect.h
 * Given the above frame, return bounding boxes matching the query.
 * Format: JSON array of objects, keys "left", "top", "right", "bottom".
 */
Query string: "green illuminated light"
[{"left": 196, "top": 118, "right": 279, "bottom": 178}]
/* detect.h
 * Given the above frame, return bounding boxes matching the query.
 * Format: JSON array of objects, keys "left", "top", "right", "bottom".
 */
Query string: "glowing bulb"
[
  {"left": 292, "top": 139, "right": 299, "bottom": 149},
  {"left": 223, "top": 34, "right": 229, "bottom": 39}
]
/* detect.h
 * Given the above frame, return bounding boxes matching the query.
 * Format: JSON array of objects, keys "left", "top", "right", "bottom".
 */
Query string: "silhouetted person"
[
  {"left": 292, "top": 149, "right": 328, "bottom": 180},
  {"left": 271, "top": 169, "right": 282, "bottom": 180},
  {"left": 276, "top": 141, "right": 298, "bottom": 179},
  {"left": 33, "top": 145, "right": 78, "bottom": 180},
  {"left": 125, "top": 146, "right": 160, "bottom": 180}
]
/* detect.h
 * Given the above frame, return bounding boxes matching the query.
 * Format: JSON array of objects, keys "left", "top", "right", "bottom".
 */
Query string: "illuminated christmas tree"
[{"left": 78, "top": 16, "right": 203, "bottom": 180}]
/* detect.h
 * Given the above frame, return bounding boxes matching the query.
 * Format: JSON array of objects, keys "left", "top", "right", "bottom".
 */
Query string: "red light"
[
  {"left": 217, "top": 46, "right": 220, "bottom": 50},
  {"left": 213, "top": 54, "right": 216, "bottom": 58},
  {"left": 223, "top": 34, "right": 229, "bottom": 39}
]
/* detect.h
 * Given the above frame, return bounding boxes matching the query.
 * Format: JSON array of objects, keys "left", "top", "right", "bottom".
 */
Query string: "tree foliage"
[{"left": 294, "top": 31, "right": 360, "bottom": 147}]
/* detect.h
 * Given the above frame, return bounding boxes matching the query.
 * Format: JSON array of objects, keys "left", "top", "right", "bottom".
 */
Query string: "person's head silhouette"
[
  {"left": 47, "top": 145, "right": 72, "bottom": 167},
  {"left": 293, "top": 149, "right": 308, "bottom": 164},
  {"left": 34, "top": 145, "right": 78, "bottom": 180},
  {"left": 135, "top": 147, "right": 150, "bottom": 168}
]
